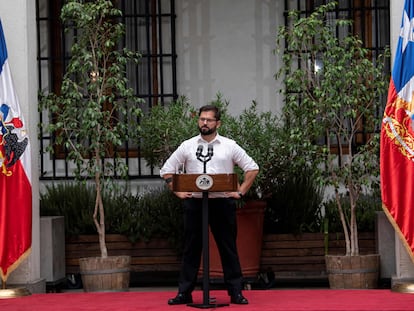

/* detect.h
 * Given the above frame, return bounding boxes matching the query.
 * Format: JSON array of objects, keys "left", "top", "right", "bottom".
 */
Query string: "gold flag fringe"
[
  {"left": 0, "top": 247, "right": 32, "bottom": 285},
  {"left": 382, "top": 204, "right": 414, "bottom": 263},
  {"left": 382, "top": 203, "right": 414, "bottom": 293}
]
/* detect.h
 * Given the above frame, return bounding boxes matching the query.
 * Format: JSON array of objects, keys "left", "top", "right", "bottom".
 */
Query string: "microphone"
[
  {"left": 196, "top": 145, "right": 203, "bottom": 158},
  {"left": 207, "top": 144, "right": 213, "bottom": 157}
]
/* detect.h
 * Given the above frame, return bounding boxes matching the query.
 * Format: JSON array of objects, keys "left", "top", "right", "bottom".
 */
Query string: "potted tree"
[
  {"left": 275, "top": 2, "right": 389, "bottom": 288},
  {"left": 39, "top": 0, "right": 143, "bottom": 291}
]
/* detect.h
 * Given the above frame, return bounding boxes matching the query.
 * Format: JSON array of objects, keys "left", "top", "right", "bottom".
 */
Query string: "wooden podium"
[
  {"left": 172, "top": 174, "right": 237, "bottom": 192},
  {"left": 172, "top": 173, "right": 237, "bottom": 308}
]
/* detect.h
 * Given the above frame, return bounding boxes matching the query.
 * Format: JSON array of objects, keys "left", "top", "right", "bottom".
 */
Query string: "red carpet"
[{"left": 0, "top": 289, "right": 413, "bottom": 311}]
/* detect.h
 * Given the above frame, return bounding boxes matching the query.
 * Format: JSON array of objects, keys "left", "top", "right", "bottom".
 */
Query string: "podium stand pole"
[
  {"left": 201, "top": 190, "right": 211, "bottom": 304},
  {"left": 188, "top": 190, "right": 229, "bottom": 309},
  {"left": 172, "top": 173, "right": 236, "bottom": 308}
]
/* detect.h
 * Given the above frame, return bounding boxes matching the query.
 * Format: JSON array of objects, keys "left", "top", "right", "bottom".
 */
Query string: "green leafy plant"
[
  {"left": 40, "top": 183, "right": 184, "bottom": 251},
  {"left": 275, "top": 2, "right": 389, "bottom": 255},
  {"left": 264, "top": 168, "right": 324, "bottom": 234},
  {"left": 140, "top": 96, "right": 198, "bottom": 169},
  {"left": 140, "top": 93, "right": 235, "bottom": 169},
  {"left": 39, "top": 0, "right": 143, "bottom": 258},
  {"left": 40, "top": 183, "right": 96, "bottom": 236},
  {"left": 109, "top": 186, "right": 184, "bottom": 249},
  {"left": 228, "top": 102, "right": 284, "bottom": 200},
  {"left": 323, "top": 188, "right": 382, "bottom": 234},
  {"left": 140, "top": 94, "right": 285, "bottom": 201}
]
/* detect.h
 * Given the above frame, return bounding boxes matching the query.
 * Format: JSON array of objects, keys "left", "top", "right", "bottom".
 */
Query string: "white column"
[{"left": 0, "top": 1, "right": 43, "bottom": 292}]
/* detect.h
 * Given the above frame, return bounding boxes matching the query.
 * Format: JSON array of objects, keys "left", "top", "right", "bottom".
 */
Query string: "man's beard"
[{"left": 199, "top": 126, "right": 215, "bottom": 136}]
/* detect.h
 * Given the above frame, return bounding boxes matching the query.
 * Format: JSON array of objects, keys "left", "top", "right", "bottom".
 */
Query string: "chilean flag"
[
  {"left": 0, "top": 20, "right": 32, "bottom": 282},
  {"left": 380, "top": 0, "right": 414, "bottom": 262}
]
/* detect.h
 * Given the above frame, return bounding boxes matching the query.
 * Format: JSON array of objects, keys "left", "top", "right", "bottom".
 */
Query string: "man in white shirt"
[{"left": 160, "top": 105, "right": 259, "bottom": 305}]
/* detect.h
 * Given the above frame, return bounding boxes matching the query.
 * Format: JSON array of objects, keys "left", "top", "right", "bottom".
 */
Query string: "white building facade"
[{"left": 0, "top": 0, "right": 404, "bottom": 292}]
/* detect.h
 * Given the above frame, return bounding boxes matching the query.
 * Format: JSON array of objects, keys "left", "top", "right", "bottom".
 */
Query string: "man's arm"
[
  {"left": 239, "top": 169, "right": 259, "bottom": 196},
  {"left": 225, "top": 169, "right": 259, "bottom": 199}
]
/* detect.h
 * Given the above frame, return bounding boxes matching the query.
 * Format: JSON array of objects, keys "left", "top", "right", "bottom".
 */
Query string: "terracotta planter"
[
  {"left": 79, "top": 255, "right": 131, "bottom": 292},
  {"left": 201, "top": 200, "right": 265, "bottom": 280},
  {"left": 325, "top": 254, "right": 380, "bottom": 289}
]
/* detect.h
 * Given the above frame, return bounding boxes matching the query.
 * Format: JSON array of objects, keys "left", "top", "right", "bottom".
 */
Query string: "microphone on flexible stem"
[
  {"left": 207, "top": 144, "right": 213, "bottom": 157},
  {"left": 196, "top": 145, "right": 203, "bottom": 158}
]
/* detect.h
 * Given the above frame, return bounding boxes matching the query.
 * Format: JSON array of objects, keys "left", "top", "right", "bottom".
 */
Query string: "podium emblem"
[{"left": 195, "top": 174, "right": 214, "bottom": 191}]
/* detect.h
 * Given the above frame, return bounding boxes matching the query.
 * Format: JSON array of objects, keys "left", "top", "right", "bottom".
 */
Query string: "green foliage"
[
  {"left": 40, "top": 183, "right": 100, "bottom": 236},
  {"left": 140, "top": 94, "right": 286, "bottom": 201},
  {"left": 264, "top": 169, "right": 324, "bottom": 234},
  {"left": 140, "top": 93, "right": 236, "bottom": 170},
  {"left": 140, "top": 96, "right": 199, "bottom": 169},
  {"left": 40, "top": 0, "right": 143, "bottom": 179},
  {"left": 109, "top": 186, "right": 184, "bottom": 250},
  {"left": 40, "top": 183, "right": 184, "bottom": 251},
  {"left": 140, "top": 93, "right": 327, "bottom": 233},
  {"left": 226, "top": 102, "right": 283, "bottom": 199},
  {"left": 323, "top": 190, "right": 381, "bottom": 233},
  {"left": 275, "top": 2, "right": 389, "bottom": 255},
  {"left": 39, "top": 0, "right": 144, "bottom": 256}
]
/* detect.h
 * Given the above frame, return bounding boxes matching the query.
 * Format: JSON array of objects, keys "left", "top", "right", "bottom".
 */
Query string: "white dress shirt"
[{"left": 160, "top": 133, "right": 259, "bottom": 197}]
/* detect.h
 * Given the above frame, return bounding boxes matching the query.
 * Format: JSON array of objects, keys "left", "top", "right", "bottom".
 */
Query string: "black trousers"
[{"left": 177, "top": 198, "right": 243, "bottom": 296}]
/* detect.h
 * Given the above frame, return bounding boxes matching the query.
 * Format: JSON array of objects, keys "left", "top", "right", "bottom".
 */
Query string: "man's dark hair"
[{"left": 199, "top": 105, "right": 221, "bottom": 121}]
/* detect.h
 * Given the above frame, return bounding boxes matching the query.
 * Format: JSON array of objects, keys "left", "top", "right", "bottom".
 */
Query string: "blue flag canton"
[
  {"left": 0, "top": 20, "right": 8, "bottom": 73},
  {"left": 393, "top": 1, "right": 414, "bottom": 93}
]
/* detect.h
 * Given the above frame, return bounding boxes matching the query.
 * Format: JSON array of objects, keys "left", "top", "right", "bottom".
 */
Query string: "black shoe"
[
  {"left": 167, "top": 292, "right": 193, "bottom": 305},
  {"left": 230, "top": 293, "right": 249, "bottom": 305}
]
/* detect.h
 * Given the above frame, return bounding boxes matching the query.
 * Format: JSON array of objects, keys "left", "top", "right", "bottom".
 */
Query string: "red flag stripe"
[
  {"left": 0, "top": 20, "right": 32, "bottom": 282},
  {"left": 380, "top": 0, "right": 414, "bottom": 262}
]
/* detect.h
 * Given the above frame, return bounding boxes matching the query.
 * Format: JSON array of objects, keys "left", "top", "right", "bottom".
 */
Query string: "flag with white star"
[
  {"left": 0, "top": 19, "right": 32, "bottom": 283},
  {"left": 381, "top": 0, "right": 414, "bottom": 262}
]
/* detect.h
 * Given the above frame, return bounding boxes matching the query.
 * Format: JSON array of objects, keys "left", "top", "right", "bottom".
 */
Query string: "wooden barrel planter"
[
  {"left": 79, "top": 255, "right": 131, "bottom": 292},
  {"left": 325, "top": 254, "right": 380, "bottom": 289}
]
